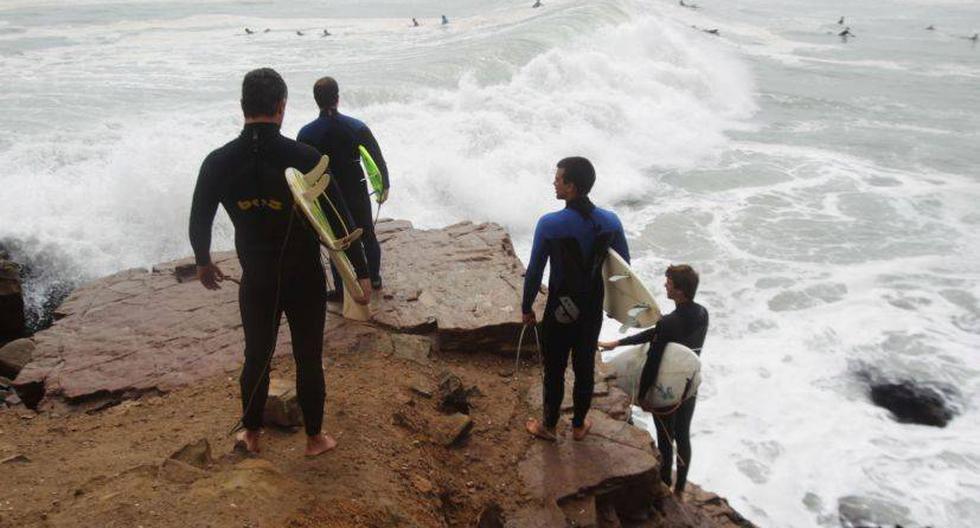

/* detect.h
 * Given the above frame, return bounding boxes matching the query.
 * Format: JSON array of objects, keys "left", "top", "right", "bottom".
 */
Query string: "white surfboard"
[
  {"left": 284, "top": 157, "right": 365, "bottom": 302},
  {"left": 602, "top": 249, "right": 661, "bottom": 331},
  {"left": 605, "top": 342, "right": 701, "bottom": 409}
]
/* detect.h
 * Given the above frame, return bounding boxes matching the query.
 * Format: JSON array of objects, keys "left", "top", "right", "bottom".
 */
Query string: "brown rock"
[
  {"left": 263, "top": 378, "right": 302, "bottom": 428},
  {"left": 0, "top": 338, "right": 33, "bottom": 379},
  {"left": 1, "top": 454, "right": 31, "bottom": 464},
  {"left": 390, "top": 334, "right": 432, "bottom": 366},
  {"left": 0, "top": 259, "right": 25, "bottom": 342},
  {"left": 476, "top": 502, "right": 505, "bottom": 528},
  {"left": 410, "top": 474, "right": 434, "bottom": 494},
  {"left": 14, "top": 221, "right": 537, "bottom": 409},
  {"left": 430, "top": 412, "right": 473, "bottom": 446},
  {"left": 158, "top": 458, "right": 207, "bottom": 484},
  {"left": 559, "top": 495, "right": 597, "bottom": 527},
  {"left": 435, "top": 371, "right": 471, "bottom": 414},
  {"left": 168, "top": 438, "right": 213, "bottom": 469}
]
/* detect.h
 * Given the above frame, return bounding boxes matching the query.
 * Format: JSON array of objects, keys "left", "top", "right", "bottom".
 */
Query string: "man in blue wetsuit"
[
  {"left": 298, "top": 77, "right": 389, "bottom": 298},
  {"left": 522, "top": 157, "right": 629, "bottom": 441},
  {"left": 599, "top": 265, "right": 708, "bottom": 500},
  {"left": 189, "top": 68, "right": 371, "bottom": 457}
]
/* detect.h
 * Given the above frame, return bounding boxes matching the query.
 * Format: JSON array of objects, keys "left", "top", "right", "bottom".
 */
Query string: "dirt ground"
[{"left": 1, "top": 334, "right": 545, "bottom": 528}]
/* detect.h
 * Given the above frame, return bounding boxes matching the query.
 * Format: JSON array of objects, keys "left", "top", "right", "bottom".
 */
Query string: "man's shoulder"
[
  {"left": 337, "top": 113, "right": 368, "bottom": 131},
  {"left": 276, "top": 135, "right": 323, "bottom": 169},
  {"left": 203, "top": 136, "right": 242, "bottom": 166},
  {"left": 592, "top": 207, "right": 623, "bottom": 228}
]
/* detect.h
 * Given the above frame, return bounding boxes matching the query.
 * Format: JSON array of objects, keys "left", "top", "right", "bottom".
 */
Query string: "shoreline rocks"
[{"left": 870, "top": 381, "right": 956, "bottom": 427}]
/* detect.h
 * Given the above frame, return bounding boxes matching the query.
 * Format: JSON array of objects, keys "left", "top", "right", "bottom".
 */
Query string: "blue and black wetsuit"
[
  {"left": 298, "top": 110, "right": 389, "bottom": 288},
  {"left": 618, "top": 301, "right": 708, "bottom": 493},
  {"left": 189, "top": 122, "right": 367, "bottom": 437},
  {"left": 523, "top": 198, "right": 629, "bottom": 429}
]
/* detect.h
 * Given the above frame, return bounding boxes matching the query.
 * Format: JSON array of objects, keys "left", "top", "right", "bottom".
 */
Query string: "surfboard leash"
[{"left": 514, "top": 323, "right": 542, "bottom": 379}]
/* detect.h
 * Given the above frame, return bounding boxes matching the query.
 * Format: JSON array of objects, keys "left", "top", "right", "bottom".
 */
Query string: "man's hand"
[
  {"left": 378, "top": 188, "right": 389, "bottom": 205},
  {"left": 522, "top": 311, "right": 537, "bottom": 326},
  {"left": 597, "top": 340, "right": 620, "bottom": 351},
  {"left": 197, "top": 263, "right": 226, "bottom": 290}
]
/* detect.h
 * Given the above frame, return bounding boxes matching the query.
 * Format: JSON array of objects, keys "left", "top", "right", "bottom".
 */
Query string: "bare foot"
[
  {"left": 572, "top": 419, "right": 592, "bottom": 441},
  {"left": 235, "top": 429, "right": 261, "bottom": 454},
  {"left": 305, "top": 433, "right": 337, "bottom": 457},
  {"left": 674, "top": 488, "right": 686, "bottom": 503},
  {"left": 525, "top": 418, "right": 557, "bottom": 442}
]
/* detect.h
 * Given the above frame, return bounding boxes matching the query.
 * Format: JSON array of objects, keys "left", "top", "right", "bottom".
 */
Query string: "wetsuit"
[
  {"left": 523, "top": 199, "right": 629, "bottom": 429},
  {"left": 189, "top": 122, "right": 368, "bottom": 437},
  {"left": 618, "top": 301, "right": 709, "bottom": 493},
  {"left": 298, "top": 110, "right": 389, "bottom": 288}
]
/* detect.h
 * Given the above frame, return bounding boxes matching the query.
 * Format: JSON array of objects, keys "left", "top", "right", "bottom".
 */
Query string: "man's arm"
[
  {"left": 359, "top": 125, "right": 389, "bottom": 190},
  {"left": 611, "top": 217, "right": 630, "bottom": 264},
  {"left": 521, "top": 218, "right": 548, "bottom": 316},
  {"left": 189, "top": 155, "right": 219, "bottom": 267},
  {"left": 637, "top": 316, "right": 678, "bottom": 399},
  {"left": 617, "top": 325, "right": 657, "bottom": 347}
]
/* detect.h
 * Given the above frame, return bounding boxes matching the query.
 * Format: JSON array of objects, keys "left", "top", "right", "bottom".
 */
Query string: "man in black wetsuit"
[
  {"left": 522, "top": 157, "right": 629, "bottom": 442},
  {"left": 189, "top": 68, "right": 371, "bottom": 457},
  {"left": 298, "top": 77, "right": 389, "bottom": 299},
  {"left": 599, "top": 265, "right": 708, "bottom": 500}
]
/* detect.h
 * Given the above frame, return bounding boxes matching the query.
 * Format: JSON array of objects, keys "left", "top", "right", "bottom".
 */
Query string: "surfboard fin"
[
  {"left": 302, "top": 155, "right": 330, "bottom": 186},
  {"left": 608, "top": 274, "right": 630, "bottom": 283},
  {"left": 303, "top": 172, "right": 331, "bottom": 200}
]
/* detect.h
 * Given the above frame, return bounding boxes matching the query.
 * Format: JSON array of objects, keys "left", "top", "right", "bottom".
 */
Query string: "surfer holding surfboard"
[
  {"left": 599, "top": 265, "right": 708, "bottom": 500},
  {"left": 299, "top": 76, "right": 390, "bottom": 298},
  {"left": 189, "top": 68, "right": 371, "bottom": 458},
  {"left": 522, "top": 157, "right": 630, "bottom": 442}
]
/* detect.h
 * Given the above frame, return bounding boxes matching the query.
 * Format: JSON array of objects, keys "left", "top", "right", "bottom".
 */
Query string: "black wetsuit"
[
  {"left": 189, "top": 122, "right": 368, "bottom": 437},
  {"left": 523, "top": 199, "right": 629, "bottom": 429},
  {"left": 619, "top": 301, "right": 709, "bottom": 493},
  {"left": 298, "top": 110, "right": 389, "bottom": 288}
]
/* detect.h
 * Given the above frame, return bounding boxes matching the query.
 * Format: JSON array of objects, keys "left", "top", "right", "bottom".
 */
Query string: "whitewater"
[{"left": 1, "top": 0, "right": 978, "bottom": 526}]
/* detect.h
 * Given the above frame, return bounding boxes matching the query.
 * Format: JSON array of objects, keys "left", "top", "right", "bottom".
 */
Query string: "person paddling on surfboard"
[
  {"left": 599, "top": 265, "right": 708, "bottom": 501},
  {"left": 189, "top": 68, "right": 371, "bottom": 457},
  {"left": 298, "top": 77, "right": 390, "bottom": 300},
  {"left": 522, "top": 157, "right": 630, "bottom": 442}
]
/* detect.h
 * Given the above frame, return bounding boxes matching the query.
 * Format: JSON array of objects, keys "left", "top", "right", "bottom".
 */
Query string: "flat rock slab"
[
  {"left": 14, "top": 221, "right": 533, "bottom": 409},
  {"left": 518, "top": 411, "right": 658, "bottom": 503}
]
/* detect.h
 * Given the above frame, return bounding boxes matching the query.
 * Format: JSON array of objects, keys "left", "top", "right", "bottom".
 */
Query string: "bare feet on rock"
[
  {"left": 305, "top": 433, "right": 337, "bottom": 457},
  {"left": 674, "top": 488, "right": 686, "bottom": 503},
  {"left": 525, "top": 418, "right": 557, "bottom": 442},
  {"left": 572, "top": 419, "right": 592, "bottom": 441},
  {"left": 235, "top": 429, "right": 261, "bottom": 454}
]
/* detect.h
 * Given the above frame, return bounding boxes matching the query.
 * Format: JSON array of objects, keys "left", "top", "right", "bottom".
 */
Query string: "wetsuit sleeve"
[
  {"left": 319, "top": 177, "right": 370, "bottom": 279},
  {"left": 611, "top": 217, "right": 630, "bottom": 264},
  {"left": 359, "top": 125, "right": 389, "bottom": 189},
  {"left": 521, "top": 217, "right": 549, "bottom": 314},
  {"left": 617, "top": 325, "right": 658, "bottom": 347},
  {"left": 189, "top": 155, "right": 219, "bottom": 267},
  {"left": 638, "top": 316, "right": 676, "bottom": 399}
]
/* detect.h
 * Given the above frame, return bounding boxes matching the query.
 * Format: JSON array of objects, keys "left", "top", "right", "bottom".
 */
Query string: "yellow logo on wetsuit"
[{"left": 237, "top": 198, "right": 284, "bottom": 211}]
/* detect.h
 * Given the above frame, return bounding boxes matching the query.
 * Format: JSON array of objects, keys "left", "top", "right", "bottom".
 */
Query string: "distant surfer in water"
[
  {"left": 298, "top": 77, "right": 390, "bottom": 297},
  {"left": 412, "top": 17, "right": 420, "bottom": 27},
  {"left": 839, "top": 27, "right": 855, "bottom": 39},
  {"left": 321, "top": 29, "right": 331, "bottom": 37},
  {"left": 532, "top": 0, "right": 542, "bottom": 7},
  {"left": 522, "top": 157, "right": 629, "bottom": 442},
  {"left": 599, "top": 265, "right": 708, "bottom": 501},
  {"left": 189, "top": 68, "right": 371, "bottom": 457},
  {"left": 244, "top": 27, "right": 254, "bottom": 35},
  {"left": 442, "top": 15, "right": 449, "bottom": 25}
]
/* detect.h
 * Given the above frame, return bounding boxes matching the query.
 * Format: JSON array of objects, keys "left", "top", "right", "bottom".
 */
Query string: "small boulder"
[
  {"left": 169, "top": 438, "right": 213, "bottom": 469},
  {"left": 870, "top": 381, "right": 955, "bottom": 427},
  {"left": 263, "top": 378, "right": 302, "bottom": 428},
  {"left": 0, "top": 260, "right": 25, "bottom": 342},
  {"left": 410, "top": 474, "right": 435, "bottom": 495},
  {"left": 1, "top": 454, "right": 31, "bottom": 464},
  {"left": 430, "top": 413, "right": 473, "bottom": 446},
  {"left": 159, "top": 458, "right": 207, "bottom": 484},
  {"left": 476, "top": 502, "right": 505, "bottom": 528},
  {"left": 435, "top": 371, "right": 473, "bottom": 414},
  {"left": 0, "top": 338, "right": 34, "bottom": 379}
]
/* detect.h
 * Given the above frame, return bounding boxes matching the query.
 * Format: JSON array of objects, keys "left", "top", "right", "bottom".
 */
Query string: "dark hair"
[
  {"left": 241, "top": 68, "right": 287, "bottom": 117},
  {"left": 666, "top": 264, "right": 699, "bottom": 300},
  {"left": 314, "top": 76, "right": 339, "bottom": 109},
  {"left": 557, "top": 156, "right": 596, "bottom": 195}
]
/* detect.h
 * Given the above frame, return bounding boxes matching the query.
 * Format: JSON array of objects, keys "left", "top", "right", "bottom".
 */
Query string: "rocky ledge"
[{"left": 2, "top": 220, "right": 752, "bottom": 527}]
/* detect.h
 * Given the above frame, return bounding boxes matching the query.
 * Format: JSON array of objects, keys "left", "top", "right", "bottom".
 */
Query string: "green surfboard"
[{"left": 358, "top": 145, "right": 384, "bottom": 202}]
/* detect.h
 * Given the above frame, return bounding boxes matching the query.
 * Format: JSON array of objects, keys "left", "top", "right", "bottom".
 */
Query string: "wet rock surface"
[
  {"left": 0, "top": 338, "right": 34, "bottom": 379},
  {"left": 870, "top": 381, "right": 955, "bottom": 427},
  {"left": 13, "top": 220, "right": 536, "bottom": 410},
  {"left": 0, "top": 257, "right": 25, "bottom": 344}
]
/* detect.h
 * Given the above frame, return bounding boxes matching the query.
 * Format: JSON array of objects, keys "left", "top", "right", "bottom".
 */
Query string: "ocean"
[{"left": 1, "top": 0, "right": 978, "bottom": 526}]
